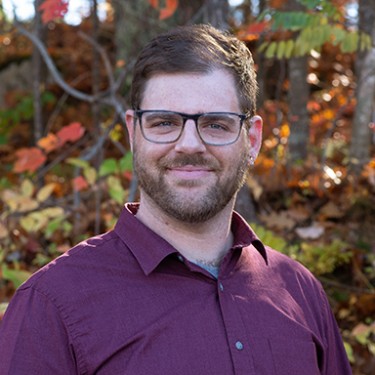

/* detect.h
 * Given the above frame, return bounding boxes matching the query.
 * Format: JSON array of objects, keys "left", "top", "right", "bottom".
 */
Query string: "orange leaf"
[
  {"left": 39, "top": 0, "right": 69, "bottom": 24},
  {"left": 57, "top": 122, "right": 85, "bottom": 146},
  {"left": 14, "top": 148, "right": 47, "bottom": 173},
  {"left": 72, "top": 176, "right": 88, "bottom": 192},
  {"left": 37, "top": 133, "right": 60, "bottom": 153},
  {"left": 159, "top": 0, "right": 178, "bottom": 20},
  {"left": 280, "top": 123, "right": 290, "bottom": 138}
]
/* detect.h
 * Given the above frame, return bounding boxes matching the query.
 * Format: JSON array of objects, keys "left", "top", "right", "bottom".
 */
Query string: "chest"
[{"left": 67, "top": 271, "right": 323, "bottom": 375}]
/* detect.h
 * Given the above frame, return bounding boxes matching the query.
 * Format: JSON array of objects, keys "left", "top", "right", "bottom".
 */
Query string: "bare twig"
[
  {"left": 319, "top": 276, "right": 375, "bottom": 295},
  {"left": 45, "top": 72, "right": 91, "bottom": 134},
  {"left": 78, "top": 30, "right": 115, "bottom": 89},
  {"left": 16, "top": 22, "right": 97, "bottom": 103},
  {"left": 14, "top": 20, "right": 129, "bottom": 121}
]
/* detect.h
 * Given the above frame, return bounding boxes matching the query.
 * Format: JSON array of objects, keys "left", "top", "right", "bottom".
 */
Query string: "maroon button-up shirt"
[{"left": 0, "top": 203, "right": 351, "bottom": 374}]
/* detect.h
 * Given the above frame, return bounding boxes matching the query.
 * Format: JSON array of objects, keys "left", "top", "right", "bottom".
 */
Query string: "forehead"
[{"left": 141, "top": 70, "right": 241, "bottom": 113}]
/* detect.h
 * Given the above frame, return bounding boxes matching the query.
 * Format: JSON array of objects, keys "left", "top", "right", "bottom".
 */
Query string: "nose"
[{"left": 174, "top": 120, "right": 206, "bottom": 153}]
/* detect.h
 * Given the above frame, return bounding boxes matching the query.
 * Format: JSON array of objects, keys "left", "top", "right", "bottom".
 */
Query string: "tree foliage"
[
  {"left": 0, "top": 0, "right": 374, "bottom": 372},
  {"left": 255, "top": 0, "right": 372, "bottom": 59}
]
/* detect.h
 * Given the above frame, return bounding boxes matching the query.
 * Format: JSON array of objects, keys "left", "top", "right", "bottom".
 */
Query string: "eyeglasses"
[{"left": 134, "top": 110, "right": 248, "bottom": 146}]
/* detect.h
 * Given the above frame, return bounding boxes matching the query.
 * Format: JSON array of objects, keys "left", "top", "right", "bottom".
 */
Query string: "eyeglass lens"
[{"left": 140, "top": 111, "right": 243, "bottom": 145}]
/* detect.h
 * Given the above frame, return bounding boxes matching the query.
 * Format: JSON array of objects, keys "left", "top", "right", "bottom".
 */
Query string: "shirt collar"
[
  {"left": 231, "top": 211, "right": 268, "bottom": 265},
  {"left": 114, "top": 203, "right": 268, "bottom": 275}
]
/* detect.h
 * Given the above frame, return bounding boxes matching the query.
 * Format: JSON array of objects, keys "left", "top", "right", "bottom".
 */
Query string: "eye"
[
  {"left": 145, "top": 115, "right": 181, "bottom": 129},
  {"left": 200, "top": 117, "right": 231, "bottom": 132},
  {"left": 152, "top": 120, "right": 175, "bottom": 128},
  {"left": 207, "top": 122, "right": 228, "bottom": 131}
]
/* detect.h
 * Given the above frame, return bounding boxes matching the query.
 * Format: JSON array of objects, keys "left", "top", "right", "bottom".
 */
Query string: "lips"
[{"left": 167, "top": 165, "right": 214, "bottom": 179}]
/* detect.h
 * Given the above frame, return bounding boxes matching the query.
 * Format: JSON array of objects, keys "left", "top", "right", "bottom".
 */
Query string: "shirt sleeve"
[
  {"left": 0, "top": 286, "right": 79, "bottom": 375},
  {"left": 319, "top": 288, "right": 353, "bottom": 375}
]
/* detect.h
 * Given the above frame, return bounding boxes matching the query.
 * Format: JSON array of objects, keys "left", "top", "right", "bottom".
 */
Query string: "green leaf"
[
  {"left": 343, "top": 342, "right": 355, "bottom": 364},
  {"left": 285, "top": 40, "right": 294, "bottom": 58},
  {"left": 21, "top": 179, "right": 34, "bottom": 198},
  {"left": 1, "top": 264, "right": 32, "bottom": 289},
  {"left": 276, "top": 40, "right": 286, "bottom": 59},
  {"left": 331, "top": 27, "right": 346, "bottom": 45},
  {"left": 42, "top": 207, "right": 65, "bottom": 218},
  {"left": 45, "top": 216, "right": 65, "bottom": 238},
  {"left": 319, "top": 24, "right": 331, "bottom": 45},
  {"left": 265, "top": 41, "right": 277, "bottom": 58},
  {"left": 66, "top": 158, "right": 90, "bottom": 169},
  {"left": 20, "top": 212, "right": 48, "bottom": 232},
  {"left": 83, "top": 166, "right": 97, "bottom": 185},
  {"left": 359, "top": 32, "right": 371, "bottom": 51},
  {"left": 341, "top": 31, "right": 358, "bottom": 53},
  {"left": 119, "top": 153, "right": 133, "bottom": 172},
  {"left": 41, "top": 91, "right": 56, "bottom": 105},
  {"left": 298, "top": 0, "right": 322, "bottom": 10},
  {"left": 0, "top": 302, "right": 9, "bottom": 316},
  {"left": 99, "top": 158, "right": 119, "bottom": 177},
  {"left": 36, "top": 183, "right": 56, "bottom": 202},
  {"left": 107, "top": 176, "right": 126, "bottom": 204},
  {"left": 258, "top": 42, "right": 268, "bottom": 53},
  {"left": 249, "top": 223, "right": 289, "bottom": 254}
]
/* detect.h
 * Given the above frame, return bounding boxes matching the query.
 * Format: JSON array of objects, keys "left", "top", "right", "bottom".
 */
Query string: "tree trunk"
[
  {"left": 286, "top": 0, "right": 310, "bottom": 163},
  {"left": 91, "top": 0, "right": 103, "bottom": 234},
  {"left": 349, "top": 0, "right": 375, "bottom": 174},
  {"left": 32, "top": 0, "right": 45, "bottom": 144},
  {"left": 256, "top": 0, "right": 267, "bottom": 108},
  {"left": 203, "top": 0, "right": 229, "bottom": 30},
  {"left": 288, "top": 56, "right": 309, "bottom": 161}
]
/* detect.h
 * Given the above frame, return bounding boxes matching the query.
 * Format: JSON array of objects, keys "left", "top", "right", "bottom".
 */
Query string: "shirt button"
[
  {"left": 235, "top": 341, "right": 244, "bottom": 351},
  {"left": 219, "top": 282, "right": 224, "bottom": 292}
]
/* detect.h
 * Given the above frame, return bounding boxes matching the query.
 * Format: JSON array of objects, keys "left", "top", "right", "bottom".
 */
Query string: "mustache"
[{"left": 159, "top": 154, "right": 221, "bottom": 170}]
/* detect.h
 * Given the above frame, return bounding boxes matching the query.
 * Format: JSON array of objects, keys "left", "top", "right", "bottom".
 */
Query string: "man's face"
[{"left": 126, "top": 69, "right": 262, "bottom": 223}]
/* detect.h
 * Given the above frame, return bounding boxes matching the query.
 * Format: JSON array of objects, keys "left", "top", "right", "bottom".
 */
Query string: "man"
[{"left": 0, "top": 24, "right": 351, "bottom": 374}]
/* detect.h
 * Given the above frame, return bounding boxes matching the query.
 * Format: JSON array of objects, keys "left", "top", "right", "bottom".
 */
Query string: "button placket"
[{"left": 216, "top": 276, "right": 256, "bottom": 373}]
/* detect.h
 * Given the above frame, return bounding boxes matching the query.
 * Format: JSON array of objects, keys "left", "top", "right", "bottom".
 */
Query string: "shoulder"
[
  {"left": 18, "top": 229, "right": 130, "bottom": 300},
  {"left": 261, "top": 245, "right": 326, "bottom": 301},
  {"left": 265, "top": 246, "right": 316, "bottom": 278}
]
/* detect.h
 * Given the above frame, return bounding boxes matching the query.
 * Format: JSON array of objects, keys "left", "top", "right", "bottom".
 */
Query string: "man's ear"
[
  {"left": 248, "top": 115, "right": 263, "bottom": 162},
  {"left": 125, "top": 109, "right": 136, "bottom": 152}
]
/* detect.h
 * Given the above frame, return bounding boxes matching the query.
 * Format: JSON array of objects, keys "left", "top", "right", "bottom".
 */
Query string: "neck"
[{"left": 135, "top": 194, "right": 235, "bottom": 266}]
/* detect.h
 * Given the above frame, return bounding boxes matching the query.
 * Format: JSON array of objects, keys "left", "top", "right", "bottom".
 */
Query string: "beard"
[{"left": 133, "top": 146, "right": 249, "bottom": 223}]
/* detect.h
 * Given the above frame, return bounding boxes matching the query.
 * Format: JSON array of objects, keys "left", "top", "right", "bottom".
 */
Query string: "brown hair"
[{"left": 129, "top": 24, "right": 258, "bottom": 116}]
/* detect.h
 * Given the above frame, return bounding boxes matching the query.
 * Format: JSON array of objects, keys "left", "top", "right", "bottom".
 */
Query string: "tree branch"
[{"left": 14, "top": 21, "right": 128, "bottom": 120}]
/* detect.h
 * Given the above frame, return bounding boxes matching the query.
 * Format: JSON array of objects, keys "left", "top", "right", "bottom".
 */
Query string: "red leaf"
[
  {"left": 123, "top": 171, "right": 133, "bottom": 181},
  {"left": 72, "top": 176, "right": 88, "bottom": 192},
  {"left": 14, "top": 148, "right": 47, "bottom": 173},
  {"left": 238, "top": 21, "right": 269, "bottom": 41},
  {"left": 246, "top": 21, "right": 269, "bottom": 34},
  {"left": 159, "top": 0, "right": 178, "bottom": 20},
  {"left": 148, "top": 0, "right": 159, "bottom": 8},
  {"left": 148, "top": 0, "right": 178, "bottom": 20},
  {"left": 39, "top": 0, "right": 69, "bottom": 24},
  {"left": 57, "top": 122, "right": 85, "bottom": 146}
]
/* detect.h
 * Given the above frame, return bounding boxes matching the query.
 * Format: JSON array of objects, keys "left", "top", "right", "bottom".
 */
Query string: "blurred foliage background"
[{"left": 0, "top": 0, "right": 374, "bottom": 373}]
